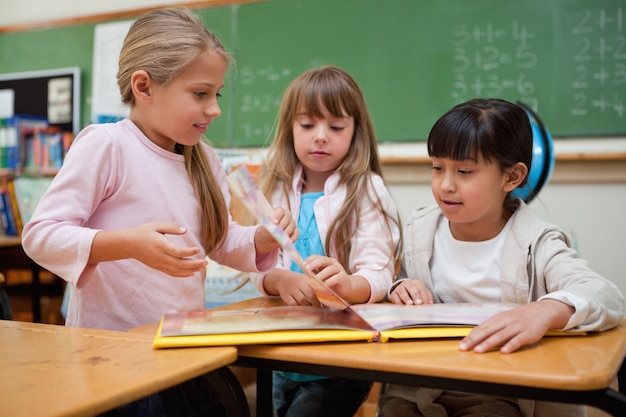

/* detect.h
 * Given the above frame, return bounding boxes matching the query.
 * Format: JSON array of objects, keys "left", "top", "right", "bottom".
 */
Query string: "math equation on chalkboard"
[
  {"left": 450, "top": 5, "right": 625, "bottom": 126},
  {"left": 568, "top": 7, "right": 625, "bottom": 119},
  {"left": 451, "top": 21, "right": 540, "bottom": 110},
  {"left": 217, "top": 0, "right": 625, "bottom": 145}
]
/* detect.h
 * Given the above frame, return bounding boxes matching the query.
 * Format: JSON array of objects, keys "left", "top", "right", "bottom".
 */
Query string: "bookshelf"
[
  {"left": 0, "top": 66, "right": 79, "bottom": 237},
  {"left": 0, "top": 115, "right": 73, "bottom": 237},
  {"left": 0, "top": 116, "right": 67, "bottom": 324},
  {"left": 0, "top": 114, "right": 66, "bottom": 323}
]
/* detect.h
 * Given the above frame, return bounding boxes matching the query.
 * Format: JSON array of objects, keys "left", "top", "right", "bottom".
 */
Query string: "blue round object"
[{"left": 511, "top": 104, "right": 555, "bottom": 203}]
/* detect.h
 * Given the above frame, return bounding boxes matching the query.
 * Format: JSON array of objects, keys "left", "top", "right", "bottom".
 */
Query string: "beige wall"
[{"left": 0, "top": 0, "right": 191, "bottom": 27}]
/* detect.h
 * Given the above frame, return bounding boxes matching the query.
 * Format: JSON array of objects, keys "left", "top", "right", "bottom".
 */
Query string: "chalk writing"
[
  {"left": 234, "top": 61, "right": 322, "bottom": 142},
  {"left": 569, "top": 7, "right": 625, "bottom": 119},
  {"left": 451, "top": 21, "right": 539, "bottom": 111}
]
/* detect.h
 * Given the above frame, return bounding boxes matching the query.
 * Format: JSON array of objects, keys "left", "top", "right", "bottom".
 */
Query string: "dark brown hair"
[{"left": 428, "top": 98, "right": 533, "bottom": 191}]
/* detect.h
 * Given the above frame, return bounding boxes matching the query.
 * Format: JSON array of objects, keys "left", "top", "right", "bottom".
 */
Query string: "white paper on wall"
[
  {"left": 0, "top": 89, "right": 14, "bottom": 119},
  {"left": 91, "top": 19, "right": 134, "bottom": 123},
  {"left": 48, "top": 77, "right": 72, "bottom": 123}
]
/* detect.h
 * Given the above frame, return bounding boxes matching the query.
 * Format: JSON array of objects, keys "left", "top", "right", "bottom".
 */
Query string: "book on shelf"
[
  {"left": 5, "top": 179, "right": 22, "bottom": 234},
  {"left": 0, "top": 181, "right": 18, "bottom": 236},
  {"left": 153, "top": 166, "right": 583, "bottom": 349},
  {"left": 0, "top": 115, "right": 73, "bottom": 174},
  {"left": 0, "top": 119, "right": 10, "bottom": 171},
  {"left": 0, "top": 115, "right": 49, "bottom": 172},
  {"left": 22, "top": 129, "right": 73, "bottom": 174}
]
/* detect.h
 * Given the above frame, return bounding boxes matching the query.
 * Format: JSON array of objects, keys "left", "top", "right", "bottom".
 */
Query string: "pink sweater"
[{"left": 22, "top": 119, "right": 275, "bottom": 331}]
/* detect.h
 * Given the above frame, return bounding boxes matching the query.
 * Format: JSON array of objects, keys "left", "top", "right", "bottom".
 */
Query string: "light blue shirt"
[
  {"left": 290, "top": 191, "right": 325, "bottom": 273},
  {"left": 285, "top": 191, "right": 325, "bottom": 382}
]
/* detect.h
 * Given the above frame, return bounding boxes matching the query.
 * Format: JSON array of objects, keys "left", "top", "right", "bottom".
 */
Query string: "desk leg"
[
  {"left": 205, "top": 367, "right": 251, "bottom": 417},
  {"left": 256, "top": 369, "right": 273, "bottom": 417},
  {"left": 618, "top": 358, "right": 625, "bottom": 394},
  {"left": 0, "top": 285, "right": 12, "bottom": 319},
  {"left": 589, "top": 388, "right": 626, "bottom": 417},
  {"left": 31, "top": 261, "right": 41, "bottom": 323}
]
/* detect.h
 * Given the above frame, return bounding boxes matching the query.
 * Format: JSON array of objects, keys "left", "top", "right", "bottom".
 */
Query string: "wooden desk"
[
  {"left": 216, "top": 298, "right": 626, "bottom": 417},
  {"left": 0, "top": 320, "right": 240, "bottom": 417}
]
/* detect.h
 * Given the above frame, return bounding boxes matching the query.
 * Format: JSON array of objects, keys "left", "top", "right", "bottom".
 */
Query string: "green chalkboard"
[{"left": 1, "top": 0, "right": 624, "bottom": 147}]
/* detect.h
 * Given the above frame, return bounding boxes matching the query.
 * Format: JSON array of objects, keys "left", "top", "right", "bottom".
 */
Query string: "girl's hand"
[
  {"left": 389, "top": 280, "right": 434, "bottom": 305},
  {"left": 254, "top": 207, "right": 298, "bottom": 254},
  {"left": 304, "top": 255, "right": 370, "bottom": 304},
  {"left": 91, "top": 223, "right": 207, "bottom": 277},
  {"left": 131, "top": 223, "right": 207, "bottom": 277},
  {"left": 459, "top": 299, "right": 575, "bottom": 354},
  {"left": 274, "top": 270, "right": 320, "bottom": 306}
]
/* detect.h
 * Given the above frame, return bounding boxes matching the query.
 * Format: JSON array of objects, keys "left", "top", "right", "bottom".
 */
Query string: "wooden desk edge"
[
  {"left": 235, "top": 318, "right": 626, "bottom": 392},
  {"left": 133, "top": 300, "right": 626, "bottom": 393},
  {"left": 1, "top": 320, "right": 240, "bottom": 417},
  {"left": 2, "top": 319, "right": 155, "bottom": 342}
]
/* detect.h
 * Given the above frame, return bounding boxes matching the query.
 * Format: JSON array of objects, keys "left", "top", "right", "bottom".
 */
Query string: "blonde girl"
[{"left": 23, "top": 7, "right": 295, "bottom": 417}]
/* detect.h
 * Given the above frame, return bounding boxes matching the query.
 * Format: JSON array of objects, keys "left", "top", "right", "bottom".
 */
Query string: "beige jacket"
[{"left": 384, "top": 199, "right": 624, "bottom": 417}]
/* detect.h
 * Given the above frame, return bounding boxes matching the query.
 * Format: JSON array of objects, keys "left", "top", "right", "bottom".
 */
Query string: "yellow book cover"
[{"left": 152, "top": 302, "right": 519, "bottom": 348}]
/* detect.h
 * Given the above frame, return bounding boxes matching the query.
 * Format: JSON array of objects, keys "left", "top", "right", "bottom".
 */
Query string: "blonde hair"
[
  {"left": 260, "top": 65, "right": 402, "bottom": 272},
  {"left": 117, "top": 7, "right": 232, "bottom": 252}
]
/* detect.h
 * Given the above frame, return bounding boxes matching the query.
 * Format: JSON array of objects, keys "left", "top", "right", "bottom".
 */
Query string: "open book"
[{"left": 152, "top": 301, "right": 526, "bottom": 348}]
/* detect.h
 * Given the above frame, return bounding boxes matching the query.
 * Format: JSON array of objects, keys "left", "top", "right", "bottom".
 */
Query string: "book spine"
[
  {"left": 6, "top": 179, "right": 22, "bottom": 234},
  {"left": 62, "top": 132, "right": 74, "bottom": 157},
  {"left": 10, "top": 115, "right": 49, "bottom": 172},
  {"left": 47, "top": 132, "right": 64, "bottom": 170},
  {"left": 0, "top": 119, "right": 6, "bottom": 171},
  {"left": 0, "top": 187, "right": 8, "bottom": 235},
  {"left": 5, "top": 122, "right": 18, "bottom": 171},
  {"left": 0, "top": 187, "right": 18, "bottom": 236}
]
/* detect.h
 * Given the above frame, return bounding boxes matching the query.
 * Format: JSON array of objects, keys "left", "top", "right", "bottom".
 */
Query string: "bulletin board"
[{"left": 0, "top": 67, "right": 81, "bottom": 134}]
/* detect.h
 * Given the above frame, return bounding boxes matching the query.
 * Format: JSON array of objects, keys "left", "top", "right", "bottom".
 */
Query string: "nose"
[
  {"left": 314, "top": 125, "right": 328, "bottom": 144},
  {"left": 440, "top": 171, "right": 456, "bottom": 192},
  {"left": 205, "top": 99, "right": 221, "bottom": 118}
]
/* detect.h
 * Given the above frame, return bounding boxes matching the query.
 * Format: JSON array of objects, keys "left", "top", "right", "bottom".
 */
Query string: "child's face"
[
  {"left": 430, "top": 156, "right": 511, "bottom": 241},
  {"left": 292, "top": 107, "right": 354, "bottom": 191},
  {"left": 136, "top": 51, "right": 227, "bottom": 152}
]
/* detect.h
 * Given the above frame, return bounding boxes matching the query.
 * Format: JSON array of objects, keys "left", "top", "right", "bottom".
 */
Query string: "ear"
[
  {"left": 130, "top": 70, "right": 153, "bottom": 104},
  {"left": 503, "top": 162, "right": 529, "bottom": 192}
]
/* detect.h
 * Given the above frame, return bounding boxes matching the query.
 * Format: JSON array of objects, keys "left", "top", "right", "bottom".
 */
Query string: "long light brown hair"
[
  {"left": 117, "top": 7, "right": 232, "bottom": 252},
  {"left": 259, "top": 65, "right": 402, "bottom": 272}
]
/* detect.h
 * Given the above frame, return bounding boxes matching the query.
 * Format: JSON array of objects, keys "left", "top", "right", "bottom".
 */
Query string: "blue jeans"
[
  {"left": 272, "top": 372, "right": 372, "bottom": 417},
  {"left": 97, "top": 374, "right": 225, "bottom": 417}
]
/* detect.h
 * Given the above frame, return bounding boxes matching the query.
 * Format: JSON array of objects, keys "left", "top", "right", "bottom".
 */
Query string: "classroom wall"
[
  {"left": 2, "top": 1, "right": 626, "bottom": 305},
  {"left": 0, "top": 0, "right": 201, "bottom": 27}
]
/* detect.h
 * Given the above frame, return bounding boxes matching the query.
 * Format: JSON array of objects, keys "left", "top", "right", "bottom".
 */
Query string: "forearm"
[
  {"left": 88, "top": 229, "right": 135, "bottom": 263},
  {"left": 262, "top": 268, "right": 303, "bottom": 296},
  {"left": 537, "top": 298, "right": 575, "bottom": 330},
  {"left": 342, "top": 275, "right": 372, "bottom": 304}
]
